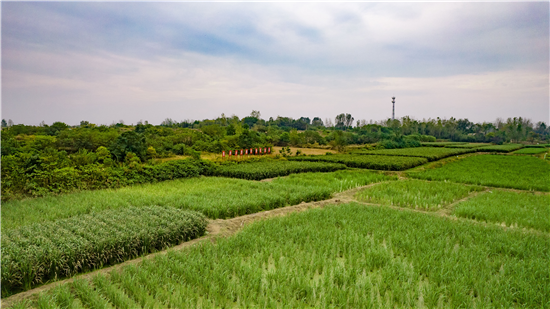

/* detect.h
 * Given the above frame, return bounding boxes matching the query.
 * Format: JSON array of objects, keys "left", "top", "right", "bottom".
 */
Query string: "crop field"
[
  {"left": 355, "top": 179, "right": 484, "bottom": 210},
  {"left": 12, "top": 204, "right": 549, "bottom": 308},
  {"left": 2, "top": 170, "right": 394, "bottom": 230},
  {"left": 356, "top": 147, "right": 475, "bottom": 161},
  {"left": 444, "top": 143, "right": 492, "bottom": 148},
  {"left": 1, "top": 207, "right": 207, "bottom": 295},
  {"left": 476, "top": 143, "right": 523, "bottom": 152},
  {"left": 420, "top": 142, "right": 467, "bottom": 147},
  {"left": 513, "top": 147, "right": 549, "bottom": 154},
  {"left": 453, "top": 190, "right": 550, "bottom": 232},
  {"left": 213, "top": 160, "right": 346, "bottom": 180},
  {"left": 408, "top": 154, "right": 550, "bottom": 191},
  {"left": 288, "top": 154, "right": 428, "bottom": 170}
]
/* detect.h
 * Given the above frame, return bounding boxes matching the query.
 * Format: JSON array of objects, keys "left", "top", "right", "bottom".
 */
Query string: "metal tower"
[{"left": 392, "top": 97, "right": 396, "bottom": 120}]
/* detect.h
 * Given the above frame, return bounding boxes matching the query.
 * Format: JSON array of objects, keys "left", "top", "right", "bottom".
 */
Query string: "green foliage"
[
  {"left": 1, "top": 206, "right": 206, "bottom": 294},
  {"left": 2, "top": 170, "right": 393, "bottom": 229},
  {"left": 453, "top": 190, "right": 550, "bottom": 232},
  {"left": 289, "top": 154, "right": 428, "bottom": 170},
  {"left": 356, "top": 179, "right": 484, "bottom": 210},
  {"left": 407, "top": 155, "right": 550, "bottom": 191},
  {"left": 109, "top": 131, "right": 147, "bottom": 162},
  {"left": 513, "top": 147, "right": 548, "bottom": 154},
  {"left": 22, "top": 204, "right": 549, "bottom": 308},
  {"left": 444, "top": 143, "right": 492, "bottom": 148},
  {"left": 213, "top": 160, "right": 346, "bottom": 180},
  {"left": 356, "top": 147, "right": 475, "bottom": 161},
  {"left": 476, "top": 144, "right": 523, "bottom": 153},
  {"left": 421, "top": 142, "right": 468, "bottom": 147}
]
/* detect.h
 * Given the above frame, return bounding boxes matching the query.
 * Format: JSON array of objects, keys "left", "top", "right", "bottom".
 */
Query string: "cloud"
[{"left": 1, "top": 2, "right": 548, "bottom": 125}]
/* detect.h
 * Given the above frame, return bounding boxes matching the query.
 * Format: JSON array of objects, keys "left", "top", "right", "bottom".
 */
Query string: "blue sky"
[{"left": 2, "top": 2, "right": 548, "bottom": 125}]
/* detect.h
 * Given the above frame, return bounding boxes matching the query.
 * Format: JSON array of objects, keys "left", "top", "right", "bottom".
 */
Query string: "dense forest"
[{"left": 2, "top": 112, "right": 548, "bottom": 200}]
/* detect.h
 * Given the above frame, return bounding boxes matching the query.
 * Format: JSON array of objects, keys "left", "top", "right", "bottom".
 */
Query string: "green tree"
[{"left": 109, "top": 131, "right": 147, "bottom": 162}]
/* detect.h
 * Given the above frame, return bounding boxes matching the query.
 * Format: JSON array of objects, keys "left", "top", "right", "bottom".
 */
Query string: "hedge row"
[
  {"left": 420, "top": 142, "right": 468, "bottom": 147},
  {"left": 355, "top": 147, "right": 475, "bottom": 161},
  {"left": 1, "top": 206, "right": 207, "bottom": 295},
  {"left": 288, "top": 154, "right": 428, "bottom": 171},
  {"left": 213, "top": 160, "right": 347, "bottom": 180},
  {"left": 475, "top": 144, "right": 524, "bottom": 153}
]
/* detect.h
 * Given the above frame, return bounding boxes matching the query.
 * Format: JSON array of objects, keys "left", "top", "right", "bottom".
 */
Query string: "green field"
[
  {"left": 513, "top": 147, "right": 549, "bottom": 154},
  {"left": 13, "top": 204, "right": 549, "bottom": 308},
  {"left": 444, "top": 143, "right": 492, "bottom": 148},
  {"left": 356, "top": 179, "right": 484, "bottom": 210},
  {"left": 476, "top": 144, "right": 523, "bottom": 152},
  {"left": 356, "top": 147, "right": 475, "bottom": 161},
  {"left": 2, "top": 207, "right": 207, "bottom": 295},
  {"left": 408, "top": 155, "right": 550, "bottom": 191},
  {"left": 2, "top": 170, "right": 394, "bottom": 230},
  {"left": 213, "top": 160, "right": 347, "bottom": 180},
  {"left": 421, "top": 142, "right": 467, "bottom": 147},
  {"left": 453, "top": 191, "right": 550, "bottom": 232},
  {"left": 288, "top": 154, "right": 428, "bottom": 170}
]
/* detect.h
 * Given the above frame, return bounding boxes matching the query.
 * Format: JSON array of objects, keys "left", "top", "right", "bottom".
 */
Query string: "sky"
[{"left": 2, "top": 2, "right": 549, "bottom": 126}]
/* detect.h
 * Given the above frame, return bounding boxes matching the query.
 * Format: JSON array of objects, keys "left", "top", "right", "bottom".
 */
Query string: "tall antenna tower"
[{"left": 392, "top": 97, "right": 396, "bottom": 120}]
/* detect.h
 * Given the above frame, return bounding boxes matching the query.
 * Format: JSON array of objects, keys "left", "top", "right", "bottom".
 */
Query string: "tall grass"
[
  {"left": 356, "top": 179, "right": 484, "bottom": 210},
  {"left": 1, "top": 206, "right": 207, "bottom": 295},
  {"left": 513, "top": 148, "right": 548, "bottom": 154},
  {"left": 213, "top": 160, "right": 346, "bottom": 180},
  {"left": 2, "top": 170, "right": 395, "bottom": 230},
  {"left": 453, "top": 190, "right": 550, "bottom": 232},
  {"left": 14, "top": 204, "right": 550, "bottom": 308},
  {"left": 407, "top": 155, "right": 550, "bottom": 191},
  {"left": 288, "top": 154, "right": 428, "bottom": 170},
  {"left": 476, "top": 144, "right": 523, "bottom": 152}
]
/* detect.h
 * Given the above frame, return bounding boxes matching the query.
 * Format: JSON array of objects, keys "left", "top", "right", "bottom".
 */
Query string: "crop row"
[
  {"left": 476, "top": 144, "right": 523, "bottom": 152},
  {"left": 420, "top": 142, "right": 467, "bottom": 147},
  {"left": 212, "top": 160, "right": 347, "bottom": 180},
  {"left": 1, "top": 206, "right": 207, "bottom": 295},
  {"left": 288, "top": 154, "right": 428, "bottom": 170},
  {"left": 13, "top": 204, "right": 549, "bottom": 308},
  {"left": 355, "top": 147, "right": 475, "bottom": 161},
  {"left": 407, "top": 155, "right": 550, "bottom": 191},
  {"left": 356, "top": 179, "right": 484, "bottom": 211},
  {"left": 444, "top": 143, "right": 492, "bottom": 148},
  {"left": 513, "top": 147, "right": 548, "bottom": 154},
  {"left": 2, "top": 170, "right": 395, "bottom": 230}
]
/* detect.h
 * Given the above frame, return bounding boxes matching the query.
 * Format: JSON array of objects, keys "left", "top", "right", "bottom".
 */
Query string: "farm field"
[
  {"left": 288, "top": 154, "right": 428, "bottom": 170},
  {"left": 11, "top": 204, "right": 549, "bottom": 308},
  {"left": 453, "top": 190, "right": 550, "bottom": 232},
  {"left": 444, "top": 143, "right": 491, "bottom": 148},
  {"left": 421, "top": 141, "right": 467, "bottom": 147},
  {"left": 355, "top": 147, "right": 475, "bottom": 161},
  {"left": 476, "top": 143, "right": 523, "bottom": 152},
  {"left": 513, "top": 147, "right": 549, "bottom": 154},
  {"left": 2, "top": 207, "right": 207, "bottom": 295},
  {"left": 1, "top": 170, "right": 394, "bottom": 230},
  {"left": 355, "top": 179, "right": 484, "bottom": 210},
  {"left": 213, "top": 160, "right": 346, "bottom": 180},
  {"left": 407, "top": 154, "right": 550, "bottom": 191}
]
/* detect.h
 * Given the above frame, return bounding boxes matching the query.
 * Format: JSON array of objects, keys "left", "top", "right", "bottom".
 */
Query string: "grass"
[
  {"left": 1, "top": 206, "right": 207, "bottom": 295},
  {"left": 1, "top": 170, "right": 395, "bottom": 230},
  {"left": 421, "top": 142, "right": 467, "bottom": 147},
  {"left": 288, "top": 154, "right": 428, "bottom": 170},
  {"left": 355, "top": 179, "right": 484, "bottom": 211},
  {"left": 476, "top": 144, "right": 523, "bottom": 153},
  {"left": 356, "top": 147, "right": 475, "bottom": 161},
  {"left": 513, "top": 147, "right": 549, "bottom": 154},
  {"left": 444, "top": 143, "right": 492, "bottom": 148},
  {"left": 213, "top": 160, "right": 347, "bottom": 180},
  {"left": 13, "top": 204, "right": 550, "bottom": 308},
  {"left": 453, "top": 190, "right": 550, "bottom": 232},
  {"left": 408, "top": 154, "right": 550, "bottom": 191}
]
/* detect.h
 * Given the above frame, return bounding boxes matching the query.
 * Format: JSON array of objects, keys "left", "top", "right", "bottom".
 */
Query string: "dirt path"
[{"left": 3, "top": 178, "right": 547, "bottom": 307}]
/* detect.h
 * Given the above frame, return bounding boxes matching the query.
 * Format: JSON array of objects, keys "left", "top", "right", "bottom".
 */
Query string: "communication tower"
[{"left": 392, "top": 97, "right": 396, "bottom": 120}]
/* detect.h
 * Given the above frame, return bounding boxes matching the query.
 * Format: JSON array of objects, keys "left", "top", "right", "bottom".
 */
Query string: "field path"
[{"left": 3, "top": 179, "right": 547, "bottom": 307}]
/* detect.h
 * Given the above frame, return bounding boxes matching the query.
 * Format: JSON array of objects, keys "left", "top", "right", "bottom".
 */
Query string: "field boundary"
[{"left": 3, "top": 179, "right": 548, "bottom": 307}]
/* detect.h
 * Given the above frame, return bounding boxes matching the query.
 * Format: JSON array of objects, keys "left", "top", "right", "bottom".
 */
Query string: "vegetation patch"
[
  {"left": 453, "top": 190, "right": 550, "bottom": 232},
  {"left": 288, "top": 154, "right": 428, "bottom": 170},
  {"left": 444, "top": 143, "right": 491, "bottom": 148},
  {"left": 421, "top": 142, "right": 467, "bottom": 147},
  {"left": 407, "top": 155, "right": 550, "bottom": 191},
  {"left": 356, "top": 179, "right": 484, "bottom": 210},
  {"left": 1, "top": 206, "right": 207, "bottom": 295},
  {"left": 513, "top": 148, "right": 548, "bottom": 154},
  {"left": 14, "top": 204, "right": 549, "bottom": 308},
  {"left": 476, "top": 144, "right": 523, "bottom": 153},
  {"left": 213, "top": 160, "right": 346, "bottom": 180},
  {"left": 2, "top": 170, "right": 394, "bottom": 229},
  {"left": 355, "top": 147, "right": 475, "bottom": 161}
]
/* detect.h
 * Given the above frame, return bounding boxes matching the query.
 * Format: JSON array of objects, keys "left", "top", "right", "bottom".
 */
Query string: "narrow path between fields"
[{"left": 3, "top": 177, "right": 548, "bottom": 307}]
